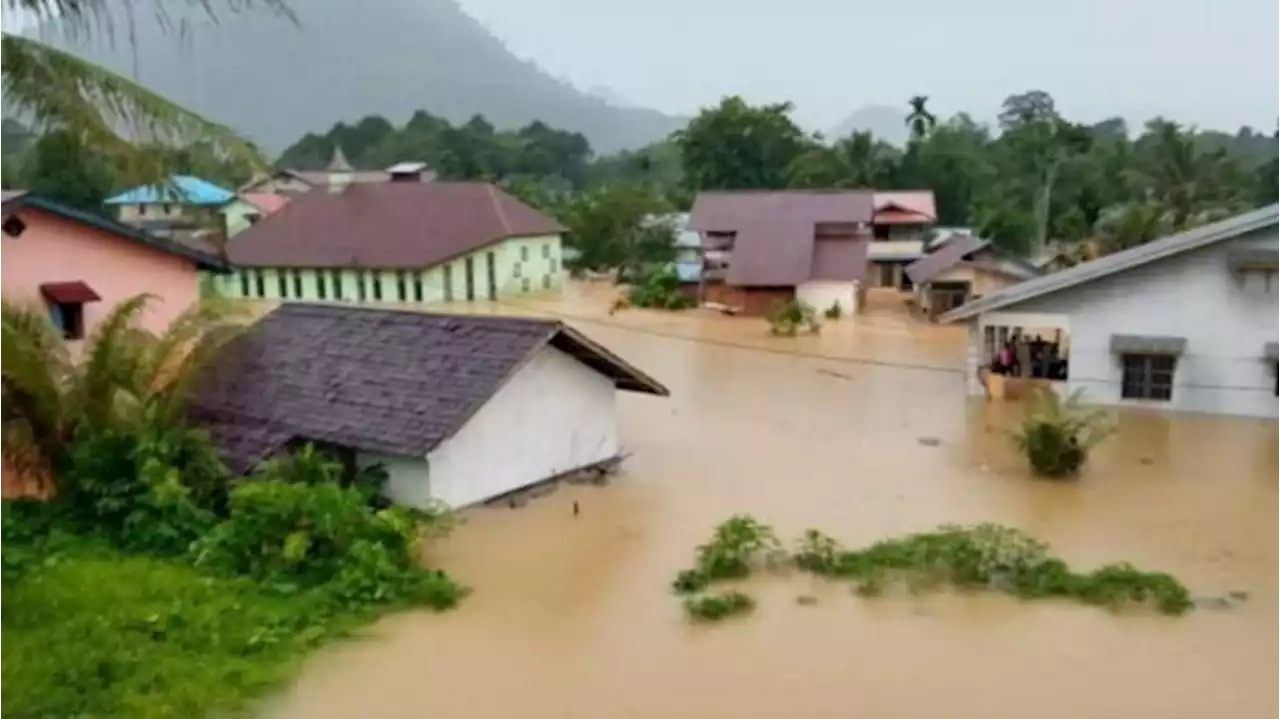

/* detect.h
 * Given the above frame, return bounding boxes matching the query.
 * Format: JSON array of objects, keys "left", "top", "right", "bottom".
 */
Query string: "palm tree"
[
  {"left": 2, "top": 0, "right": 292, "bottom": 184},
  {"left": 1, "top": 294, "right": 244, "bottom": 490},
  {"left": 905, "top": 95, "right": 936, "bottom": 143}
]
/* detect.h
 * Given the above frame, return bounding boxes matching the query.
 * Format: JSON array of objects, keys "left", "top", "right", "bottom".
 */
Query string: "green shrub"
[
  {"left": 823, "top": 301, "right": 843, "bottom": 319},
  {"left": 1011, "top": 389, "right": 1114, "bottom": 478},
  {"left": 192, "top": 476, "right": 464, "bottom": 608},
  {"left": 628, "top": 265, "right": 695, "bottom": 310},
  {"left": 767, "top": 299, "right": 821, "bottom": 336},
  {"left": 684, "top": 591, "right": 755, "bottom": 621},
  {"left": 675, "top": 514, "right": 784, "bottom": 591}
]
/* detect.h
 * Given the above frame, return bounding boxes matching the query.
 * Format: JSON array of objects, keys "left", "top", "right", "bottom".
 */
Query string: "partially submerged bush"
[
  {"left": 767, "top": 299, "right": 821, "bottom": 336},
  {"left": 684, "top": 590, "right": 755, "bottom": 621},
  {"left": 823, "top": 301, "right": 843, "bottom": 320},
  {"left": 790, "top": 523, "right": 1193, "bottom": 615},
  {"left": 1011, "top": 389, "right": 1114, "bottom": 478},
  {"left": 628, "top": 265, "right": 696, "bottom": 310},
  {"left": 673, "top": 518, "right": 1196, "bottom": 620},
  {"left": 672, "top": 515, "right": 785, "bottom": 594}
]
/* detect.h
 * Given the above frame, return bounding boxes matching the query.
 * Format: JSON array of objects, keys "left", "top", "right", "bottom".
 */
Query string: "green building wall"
[{"left": 215, "top": 234, "right": 564, "bottom": 304}]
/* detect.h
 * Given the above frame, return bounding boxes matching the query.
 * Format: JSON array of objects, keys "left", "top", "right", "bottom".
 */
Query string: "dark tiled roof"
[
  {"left": 904, "top": 234, "right": 990, "bottom": 284},
  {"left": 189, "top": 304, "right": 668, "bottom": 472},
  {"left": 687, "top": 190, "right": 874, "bottom": 286},
  {"left": 227, "top": 182, "right": 562, "bottom": 268},
  {"left": 1, "top": 193, "right": 227, "bottom": 271}
]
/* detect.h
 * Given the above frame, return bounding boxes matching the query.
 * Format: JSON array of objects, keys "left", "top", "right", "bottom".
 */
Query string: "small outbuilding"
[{"left": 189, "top": 304, "right": 669, "bottom": 508}]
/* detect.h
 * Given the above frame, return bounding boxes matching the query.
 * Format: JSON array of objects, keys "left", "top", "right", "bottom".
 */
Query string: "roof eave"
[{"left": 551, "top": 325, "right": 670, "bottom": 397}]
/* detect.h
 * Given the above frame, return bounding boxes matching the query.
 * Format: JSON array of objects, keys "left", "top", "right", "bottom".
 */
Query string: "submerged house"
[
  {"left": 687, "top": 190, "right": 872, "bottom": 316},
  {"left": 906, "top": 234, "right": 1040, "bottom": 319},
  {"left": 220, "top": 192, "right": 289, "bottom": 238},
  {"left": 105, "top": 175, "right": 236, "bottom": 239},
  {"left": 189, "top": 304, "right": 669, "bottom": 508},
  {"left": 219, "top": 170, "right": 566, "bottom": 304},
  {"left": 869, "top": 190, "right": 937, "bottom": 291},
  {"left": 941, "top": 204, "right": 1279, "bottom": 418},
  {"left": 1, "top": 191, "right": 225, "bottom": 340}
]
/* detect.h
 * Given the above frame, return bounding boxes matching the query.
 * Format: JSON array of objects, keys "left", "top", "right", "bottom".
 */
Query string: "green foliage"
[
  {"left": 683, "top": 591, "right": 755, "bottom": 622},
  {"left": 791, "top": 523, "right": 1193, "bottom": 615},
  {"left": 676, "top": 518, "right": 1197, "bottom": 621},
  {"left": 675, "top": 95, "right": 811, "bottom": 191},
  {"left": 628, "top": 265, "right": 696, "bottom": 310},
  {"left": 557, "top": 183, "right": 677, "bottom": 277},
  {"left": 1011, "top": 389, "right": 1115, "bottom": 478},
  {"left": 767, "top": 299, "right": 821, "bottom": 336},
  {"left": 823, "top": 301, "right": 844, "bottom": 320}
]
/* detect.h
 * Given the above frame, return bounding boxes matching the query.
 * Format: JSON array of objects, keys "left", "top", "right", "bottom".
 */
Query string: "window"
[
  {"left": 277, "top": 271, "right": 288, "bottom": 298},
  {"left": 292, "top": 269, "right": 303, "bottom": 298},
  {"left": 240, "top": 271, "right": 250, "bottom": 297},
  {"left": 486, "top": 252, "right": 497, "bottom": 300},
  {"left": 332, "top": 270, "right": 344, "bottom": 300},
  {"left": 541, "top": 274, "right": 551, "bottom": 290},
  {"left": 49, "top": 302, "right": 86, "bottom": 340},
  {"left": 317, "top": 271, "right": 328, "bottom": 300},
  {"left": 138, "top": 204, "right": 147, "bottom": 216},
  {"left": 396, "top": 270, "right": 408, "bottom": 301},
  {"left": 443, "top": 265, "right": 454, "bottom": 302},
  {"left": 3, "top": 215, "right": 26, "bottom": 238},
  {"left": 412, "top": 272, "right": 424, "bottom": 302},
  {"left": 254, "top": 269, "right": 265, "bottom": 298},
  {"left": 371, "top": 272, "right": 383, "bottom": 301},
  {"left": 549, "top": 259, "right": 558, "bottom": 273},
  {"left": 356, "top": 270, "right": 367, "bottom": 301},
  {"left": 1120, "top": 354, "right": 1175, "bottom": 401},
  {"left": 541, "top": 243, "right": 550, "bottom": 259},
  {"left": 246, "top": 213, "right": 262, "bottom": 226},
  {"left": 521, "top": 277, "right": 531, "bottom": 293},
  {"left": 162, "top": 203, "right": 173, "bottom": 214},
  {"left": 873, "top": 224, "right": 890, "bottom": 240},
  {"left": 520, "top": 245, "right": 529, "bottom": 262},
  {"left": 513, "top": 262, "right": 522, "bottom": 278},
  {"left": 464, "top": 258, "right": 475, "bottom": 301}
]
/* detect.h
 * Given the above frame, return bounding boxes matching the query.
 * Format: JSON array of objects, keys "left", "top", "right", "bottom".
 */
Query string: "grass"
[
  {"left": 1, "top": 539, "right": 422, "bottom": 718},
  {"left": 673, "top": 517, "right": 1197, "bottom": 622}
]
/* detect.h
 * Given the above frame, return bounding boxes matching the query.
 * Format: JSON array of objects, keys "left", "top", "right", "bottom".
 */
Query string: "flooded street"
[{"left": 267, "top": 286, "right": 1278, "bottom": 719}]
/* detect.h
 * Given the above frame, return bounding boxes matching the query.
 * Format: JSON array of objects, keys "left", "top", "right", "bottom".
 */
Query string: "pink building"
[{"left": 1, "top": 191, "right": 226, "bottom": 341}]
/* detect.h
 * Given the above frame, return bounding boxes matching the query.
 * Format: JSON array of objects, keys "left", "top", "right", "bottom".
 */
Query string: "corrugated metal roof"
[
  {"left": 905, "top": 235, "right": 990, "bottom": 284},
  {"left": 939, "top": 204, "right": 1280, "bottom": 323},
  {"left": 105, "top": 175, "right": 236, "bottom": 205},
  {"left": 687, "top": 190, "right": 873, "bottom": 286}
]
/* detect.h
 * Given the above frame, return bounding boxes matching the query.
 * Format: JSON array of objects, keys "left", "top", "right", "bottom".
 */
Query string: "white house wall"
[
  {"left": 797, "top": 281, "right": 857, "bottom": 316},
  {"left": 419, "top": 344, "right": 620, "bottom": 509},
  {"left": 979, "top": 228, "right": 1278, "bottom": 418}
]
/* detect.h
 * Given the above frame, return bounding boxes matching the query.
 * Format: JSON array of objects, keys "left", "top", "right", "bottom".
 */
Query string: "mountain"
[
  {"left": 828, "top": 105, "right": 909, "bottom": 146},
  {"left": 588, "top": 86, "right": 637, "bottom": 109},
  {"left": 34, "top": 0, "right": 686, "bottom": 155}
]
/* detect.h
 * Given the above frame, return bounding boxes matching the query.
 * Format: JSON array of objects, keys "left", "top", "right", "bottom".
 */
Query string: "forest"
[{"left": 4, "top": 90, "right": 1276, "bottom": 265}]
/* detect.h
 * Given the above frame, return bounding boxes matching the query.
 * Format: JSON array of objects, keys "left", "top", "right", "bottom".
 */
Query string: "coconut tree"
[
  {"left": 1, "top": 294, "right": 244, "bottom": 491},
  {"left": 905, "top": 95, "right": 937, "bottom": 143},
  {"left": 1, "top": 0, "right": 292, "bottom": 184}
]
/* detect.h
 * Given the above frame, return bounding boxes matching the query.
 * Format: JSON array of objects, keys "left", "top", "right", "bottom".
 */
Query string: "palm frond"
[
  {"left": 1, "top": 298, "right": 74, "bottom": 477},
  {"left": 75, "top": 292, "right": 154, "bottom": 427},
  {"left": 1, "top": 34, "right": 268, "bottom": 184},
  {"left": 141, "top": 296, "right": 247, "bottom": 417}
]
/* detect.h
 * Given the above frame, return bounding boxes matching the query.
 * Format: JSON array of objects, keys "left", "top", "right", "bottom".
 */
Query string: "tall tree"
[
  {"left": 2, "top": 0, "right": 290, "bottom": 184},
  {"left": 674, "top": 96, "right": 809, "bottom": 190},
  {"left": 19, "top": 130, "right": 115, "bottom": 212}
]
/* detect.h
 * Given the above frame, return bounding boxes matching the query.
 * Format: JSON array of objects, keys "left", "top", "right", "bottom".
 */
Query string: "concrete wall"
[
  {"left": 1, "top": 208, "right": 201, "bottom": 338},
  {"left": 968, "top": 228, "right": 1278, "bottom": 418},
  {"left": 917, "top": 264, "right": 1022, "bottom": 314},
  {"left": 116, "top": 201, "right": 189, "bottom": 224},
  {"left": 217, "top": 234, "right": 564, "bottom": 304},
  {"left": 797, "top": 281, "right": 857, "bottom": 316},
  {"left": 378, "top": 344, "right": 619, "bottom": 509}
]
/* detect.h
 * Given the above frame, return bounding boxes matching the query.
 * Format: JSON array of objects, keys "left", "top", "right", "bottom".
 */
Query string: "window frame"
[
  {"left": 254, "top": 269, "right": 266, "bottom": 298},
  {"left": 316, "top": 270, "right": 328, "bottom": 300},
  {"left": 371, "top": 271, "right": 383, "bottom": 301},
  {"left": 292, "top": 269, "right": 303, "bottom": 298},
  {"left": 412, "top": 271, "right": 424, "bottom": 302},
  {"left": 240, "top": 271, "right": 250, "bottom": 297},
  {"left": 1120, "top": 353, "right": 1176, "bottom": 401},
  {"left": 277, "top": 270, "right": 288, "bottom": 298},
  {"left": 396, "top": 270, "right": 408, "bottom": 302}
]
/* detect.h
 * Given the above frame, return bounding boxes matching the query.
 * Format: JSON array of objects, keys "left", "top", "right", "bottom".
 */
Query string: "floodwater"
[{"left": 265, "top": 286, "right": 1278, "bottom": 719}]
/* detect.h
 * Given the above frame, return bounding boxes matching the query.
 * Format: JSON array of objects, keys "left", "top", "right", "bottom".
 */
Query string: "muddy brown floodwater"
[{"left": 263, "top": 286, "right": 1278, "bottom": 719}]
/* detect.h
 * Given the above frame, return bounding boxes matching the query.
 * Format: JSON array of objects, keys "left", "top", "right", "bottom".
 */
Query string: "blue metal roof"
[{"left": 105, "top": 175, "right": 236, "bottom": 206}]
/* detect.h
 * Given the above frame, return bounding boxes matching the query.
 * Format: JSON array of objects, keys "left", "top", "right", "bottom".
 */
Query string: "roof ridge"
[{"left": 487, "top": 184, "right": 513, "bottom": 235}]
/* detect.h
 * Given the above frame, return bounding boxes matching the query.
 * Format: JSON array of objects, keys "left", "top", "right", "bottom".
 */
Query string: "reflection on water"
[{"left": 265, "top": 285, "right": 1278, "bottom": 719}]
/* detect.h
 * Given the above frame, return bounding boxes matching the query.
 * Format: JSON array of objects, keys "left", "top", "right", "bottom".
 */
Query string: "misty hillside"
[
  {"left": 829, "top": 105, "right": 909, "bottom": 146},
  {"left": 36, "top": 0, "right": 685, "bottom": 155}
]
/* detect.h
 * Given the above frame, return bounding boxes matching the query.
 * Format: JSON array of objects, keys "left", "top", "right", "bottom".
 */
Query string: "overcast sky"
[{"left": 457, "top": 0, "right": 1278, "bottom": 132}]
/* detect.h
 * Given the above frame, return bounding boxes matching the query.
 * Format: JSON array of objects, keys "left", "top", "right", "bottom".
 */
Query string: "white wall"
[
  {"left": 391, "top": 344, "right": 620, "bottom": 509},
  {"left": 797, "top": 281, "right": 857, "bottom": 316},
  {"left": 971, "top": 229, "right": 1278, "bottom": 418}
]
